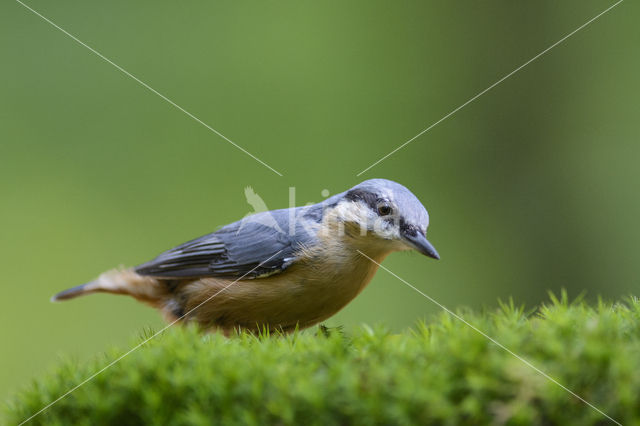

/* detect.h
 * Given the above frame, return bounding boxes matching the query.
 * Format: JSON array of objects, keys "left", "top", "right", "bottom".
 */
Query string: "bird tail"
[
  {"left": 51, "top": 282, "right": 95, "bottom": 301},
  {"left": 51, "top": 269, "right": 166, "bottom": 306}
]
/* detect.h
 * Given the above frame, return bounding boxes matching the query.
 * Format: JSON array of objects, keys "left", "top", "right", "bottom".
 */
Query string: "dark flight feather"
[{"left": 134, "top": 208, "right": 318, "bottom": 280}]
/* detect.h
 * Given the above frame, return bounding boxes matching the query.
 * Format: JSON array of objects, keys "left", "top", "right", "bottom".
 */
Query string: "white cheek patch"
[
  {"left": 330, "top": 201, "right": 402, "bottom": 240},
  {"left": 331, "top": 201, "right": 376, "bottom": 232},
  {"left": 372, "top": 217, "right": 401, "bottom": 240}
]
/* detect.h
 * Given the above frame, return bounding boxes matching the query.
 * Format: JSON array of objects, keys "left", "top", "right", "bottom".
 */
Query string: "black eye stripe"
[
  {"left": 345, "top": 189, "right": 425, "bottom": 233},
  {"left": 345, "top": 189, "right": 403, "bottom": 221},
  {"left": 399, "top": 219, "right": 420, "bottom": 236},
  {"left": 345, "top": 189, "right": 381, "bottom": 212}
]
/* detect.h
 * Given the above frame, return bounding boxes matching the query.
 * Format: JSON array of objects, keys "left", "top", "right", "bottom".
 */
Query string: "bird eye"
[{"left": 377, "top": 204, "right": 393, "bottom": 216}]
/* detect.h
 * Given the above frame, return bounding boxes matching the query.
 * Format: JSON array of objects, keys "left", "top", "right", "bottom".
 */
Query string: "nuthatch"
[{"left": 53, "top": 179, "right": 439, "bottom": 334}]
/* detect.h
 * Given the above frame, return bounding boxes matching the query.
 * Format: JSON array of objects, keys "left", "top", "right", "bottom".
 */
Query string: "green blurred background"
[{"left": 1, "top": 0, "right": 638, "bottom": 403}]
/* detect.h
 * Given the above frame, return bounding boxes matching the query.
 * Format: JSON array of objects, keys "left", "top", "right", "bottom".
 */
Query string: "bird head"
[{"left": 326, "top": 179, "right": 439, "bottom": 259}]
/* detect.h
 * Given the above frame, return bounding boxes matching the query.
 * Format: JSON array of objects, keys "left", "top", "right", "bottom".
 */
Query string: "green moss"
[{"left": 7, "top": 294, "right": 640, "bottom": 425}]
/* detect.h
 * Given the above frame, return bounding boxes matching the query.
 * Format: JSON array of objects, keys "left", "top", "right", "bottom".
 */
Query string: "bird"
[{"left": 52, "top": 179, "right": 439, "bottom": 334}]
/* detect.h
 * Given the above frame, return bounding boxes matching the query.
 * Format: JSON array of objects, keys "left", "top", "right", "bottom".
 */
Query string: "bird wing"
[{"left": 134, "top": 208, "right": 319, "bottom": 280}]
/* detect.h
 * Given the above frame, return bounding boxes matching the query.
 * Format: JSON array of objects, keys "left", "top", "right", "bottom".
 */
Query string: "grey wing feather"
[{"left": 134, "top": 208, "right": 318, "bottom": 279}]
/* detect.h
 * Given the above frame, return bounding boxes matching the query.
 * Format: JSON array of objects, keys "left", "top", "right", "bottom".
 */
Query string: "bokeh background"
[{"left": 1, "top": 0, "right": 638, "bottom": 403}]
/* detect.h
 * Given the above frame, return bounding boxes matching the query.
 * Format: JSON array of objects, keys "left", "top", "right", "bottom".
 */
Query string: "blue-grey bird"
[{"left": 52, "top": 179, "right": 439, "bottom": 334}]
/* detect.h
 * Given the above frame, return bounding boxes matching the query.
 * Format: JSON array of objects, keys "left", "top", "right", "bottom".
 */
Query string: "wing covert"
[{"left": 134, "top": 209, "right": 315, "bottom": 279}]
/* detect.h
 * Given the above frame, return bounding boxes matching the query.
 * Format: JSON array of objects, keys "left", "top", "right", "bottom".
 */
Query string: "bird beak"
[{"left": 402, "top": 231, "right": 440, "bottom": 260}]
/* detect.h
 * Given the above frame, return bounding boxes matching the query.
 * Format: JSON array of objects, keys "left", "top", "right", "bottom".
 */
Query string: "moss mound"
[{"left": 7, "top": 294, "right": 640, "bottom": 425}]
